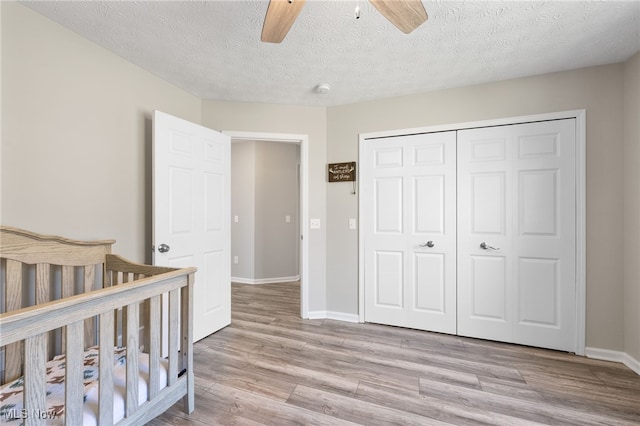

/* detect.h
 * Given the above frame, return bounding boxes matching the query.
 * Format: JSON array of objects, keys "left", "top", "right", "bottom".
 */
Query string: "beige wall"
[
  {"left": 201, "top": 101, "right": 327, "bottom": 312},
  {"left": 327, "top": 63, "right": 627, "bottom": 351},
  {"left": 231, "top": 141, "right": 257, "bottom": 280},
  {"left": 254, "top": 141, "right": 300, "bottom": 280},
  {"left": 623, "top": 51, "right": 640, "bottom": 362},
  {"left": 231, "top": 141, "right": 300, "bottom": 281},
  {"left": 1, "top": 2, "right": 202, "bottom": 262}
]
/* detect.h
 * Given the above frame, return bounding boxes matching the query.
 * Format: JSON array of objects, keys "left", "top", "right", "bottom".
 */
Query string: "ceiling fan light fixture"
[
  {"left": 261, "top": 0, "right": 427, "bottom": 43},
  {"left": 316, "top": 83, "right": 331, "bottom": 94}
]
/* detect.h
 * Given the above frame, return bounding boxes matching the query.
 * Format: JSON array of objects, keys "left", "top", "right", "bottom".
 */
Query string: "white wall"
[
  {"left": 327, "top": 63, "right": 627, "bottom": 352},
  {"left": 1, "top": 2, "right": 202, "bottom": 262}
]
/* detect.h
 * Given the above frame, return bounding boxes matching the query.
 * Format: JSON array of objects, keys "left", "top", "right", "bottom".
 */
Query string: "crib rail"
[{"left": 0, "top": 226, "right": 115, "bottom": 266}]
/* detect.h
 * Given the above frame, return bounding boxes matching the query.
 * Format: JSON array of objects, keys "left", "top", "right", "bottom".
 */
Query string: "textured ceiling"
[{"left": 23, "top": 0, "right": 640, "bottom": 107}]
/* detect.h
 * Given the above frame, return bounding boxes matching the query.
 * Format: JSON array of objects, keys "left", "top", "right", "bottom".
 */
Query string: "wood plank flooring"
[{"left": 148, "top": 282, "right": 640, "bottom": 425}]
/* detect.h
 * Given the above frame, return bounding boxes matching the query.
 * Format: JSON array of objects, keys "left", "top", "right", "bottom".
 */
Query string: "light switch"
[
  {"left": 233, "top": 215, "right": 239, "bottom": 223},
  {"left": 349, "top": 218, "right": 357, "bottom": 230},
  {"left": 285, "top": 215, "right": 291, "bottom": 223},
  {"left": 310, "top": 218, "right": 321, "bottom": 229}
]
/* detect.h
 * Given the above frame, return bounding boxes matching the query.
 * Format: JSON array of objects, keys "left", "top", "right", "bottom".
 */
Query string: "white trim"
[
  {"left": 231, "top": 275, "right": 300, "bottom": 285},
  {"left": 307, "top": 311, "right": 360, "bottom": 323},
  {"left": 585, "top": 347, "right": 640, "bottom": 376},
  {"left": 358, "top": 109, "right": 587, "bottom": 354},
  {"left": 359, "top": 110, "right": 587, "bottom": 140},
  {"left": 574, "top": 110, "right": 587, "bottom": 356},
  {"left": 224, "top": 131, "right": 310, "bottom": 319},
  {"left": 306, "top": 311, "right": 326, "bottom": 320},
  {"left": 357, "top": 141, "right": 365, "bottom": 323}
]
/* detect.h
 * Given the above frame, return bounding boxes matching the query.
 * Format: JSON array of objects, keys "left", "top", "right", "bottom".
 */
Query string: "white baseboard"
[
  {"left": 231, "top": 275, "right": 300, "bottom": 285},
  {"left": 585, "top": 347, "right": 640, "bottom": 375},
  {"left": 306, "top": 310, "right": 359, "bottom": 323}
]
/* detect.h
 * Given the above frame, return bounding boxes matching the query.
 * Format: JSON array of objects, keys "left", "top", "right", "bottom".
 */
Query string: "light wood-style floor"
[{"left": 149, "top": 282, "right": 640, "bottom": 425}]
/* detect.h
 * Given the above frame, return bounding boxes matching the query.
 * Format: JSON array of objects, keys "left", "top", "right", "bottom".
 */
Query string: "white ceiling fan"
[{"left": 261, "top": 0, "right": 428, "bottom": 43}]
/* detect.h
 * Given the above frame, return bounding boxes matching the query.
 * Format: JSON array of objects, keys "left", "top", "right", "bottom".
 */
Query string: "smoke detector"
[{"left": 316, "top": 83, "right": 331, "bottom": 94}]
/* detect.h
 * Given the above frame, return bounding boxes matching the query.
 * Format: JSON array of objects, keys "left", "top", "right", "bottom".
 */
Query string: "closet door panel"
[
  {"left": 364, "top": 132, "right": 457, "bottom": 334},
  {"left": 458, "top": 126, "right": 513, "bottom": 342},
  {"left": 458, "top": 119, "right": 576, "bottom": 351},
  {"left": 512, "top": 120, "right": 576, "bottom": 350}
]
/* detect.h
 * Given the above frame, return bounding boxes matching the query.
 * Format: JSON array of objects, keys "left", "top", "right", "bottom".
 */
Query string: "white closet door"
[
  {"left": 363, "top": 132, "right": 457, "bottom": 334},
  {"left": 457, "top": 119, "right": 576, "bottom": 351}
]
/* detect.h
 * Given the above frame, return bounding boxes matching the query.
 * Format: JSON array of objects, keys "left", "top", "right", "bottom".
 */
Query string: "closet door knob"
[
  {"left": 480, "top": 242, "right": 500, "bottom": 250},
  {"left": 420, "top": 241, "right": 435, "bottom": 248},
  {"left": 158, "top": 243, "right": 171, "bottom": 253}
]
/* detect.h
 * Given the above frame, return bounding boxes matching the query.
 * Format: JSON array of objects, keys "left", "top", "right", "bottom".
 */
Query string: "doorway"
[{"left": 225, "top": 131, "right": 310, "bottom": 319}]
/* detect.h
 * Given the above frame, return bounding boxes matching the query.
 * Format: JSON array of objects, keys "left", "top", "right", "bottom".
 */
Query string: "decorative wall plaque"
[{"left": 328, "top": 162, "right": 356, "bottom": 182}]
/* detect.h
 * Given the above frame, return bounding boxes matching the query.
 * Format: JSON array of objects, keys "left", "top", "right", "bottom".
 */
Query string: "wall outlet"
[
  {"left": 349, "top": 218, "right": 357, "bottom": 230},
  {"left": 233, "top": 256, "right": 239, "bottom": 264},
  {"left": 285, "top": 215, "right": 291, "bottom": 223},
  {"left": 233, "top": 215, "right": 239, "bottom": 223}
]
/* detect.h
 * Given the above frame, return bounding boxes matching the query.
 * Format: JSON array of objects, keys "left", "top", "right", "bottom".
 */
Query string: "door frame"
[
  {"left": 224, "top": 131, "right": 310, "bottom": 319},
  {"left": 358, "top": 109, "right": 586, "bottom": 355}
]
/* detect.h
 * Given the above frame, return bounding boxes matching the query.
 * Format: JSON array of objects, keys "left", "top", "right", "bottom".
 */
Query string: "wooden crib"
[{"left": 0, "top": 226, "right": 196, "bottom": 425}]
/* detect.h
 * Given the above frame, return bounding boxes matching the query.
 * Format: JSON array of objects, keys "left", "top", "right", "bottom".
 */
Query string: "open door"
[{"left": 153, "top": 110, "right": 231, "bottom": 343}]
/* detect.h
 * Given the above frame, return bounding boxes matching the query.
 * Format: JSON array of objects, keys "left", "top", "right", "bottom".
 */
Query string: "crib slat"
[
  {"left": 168, "top": 288, "right": 179, "bottom": 386},
  {"left": 35, "top": 263, "right": 53, "bottom": 360},
  {"left": 4, "top": 259, "right": 23, "bottom": 382},
  {"left": 64, "top": 321, "right": 84, "bottom": 425},
  {"left": 125, "top": 302, "right": 140, "bottom": 417},
  {"left": 61, "top": 265, "right": 75, "bottom": 298},
  {"left": 5, "top": 259, "right": 22, "bottom": 310},
  {"left": 99, "top": 310, "right": 114, "bottom": 426},
  {"left": 148, "top": 295, "right": 161, "bottom": 400},
  {"left": 84, "top": 265, "right": 97, "bottom": 347},
  {"left": 141, "top": 298, "right": 150, "bottom": 351},
  {"left": 35, "top": 263, "right": 50, "bottom": 304},
  {"left": 24, "top": 333, "right": 47, "bottom": 426},
  {"left": 60, "top": 266, "right": 75, "bottom": 353},
  {"left": 181, "top": 273, "right": 195, "bottom": 413}
]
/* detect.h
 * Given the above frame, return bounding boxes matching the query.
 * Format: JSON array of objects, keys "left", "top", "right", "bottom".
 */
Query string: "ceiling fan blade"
[
  {"left": 261, "top": 0, "right": 307, "bottom": 43},
  {"left": 369, "top": 0, "right": 428, "bottom": 34}
]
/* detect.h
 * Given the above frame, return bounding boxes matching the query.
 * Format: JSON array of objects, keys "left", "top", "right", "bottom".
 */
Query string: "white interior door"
[
  {"left": 363, "top": 132, "right": 457, "bottom": 334},
  {"left": 457, "top": 119, "right": 576, "bottom": 351},
  {"left": 153, "top": 110, "right": 231, "bottom": 344}
]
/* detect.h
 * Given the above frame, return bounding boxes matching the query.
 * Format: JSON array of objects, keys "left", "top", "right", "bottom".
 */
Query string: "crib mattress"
[{"left": 0, "top": 346, "right": 168, "bottom": 425}]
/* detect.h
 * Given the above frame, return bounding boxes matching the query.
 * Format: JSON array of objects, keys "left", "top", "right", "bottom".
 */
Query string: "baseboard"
[
  {"left": 306, "top": 310, "right": 359, "bottom": 323},
  {"left": 231, "top": 275, "right": 300, "bottom": 285},
  {"left": 585, "top": 347, "right": 640, "bottom": 375}
]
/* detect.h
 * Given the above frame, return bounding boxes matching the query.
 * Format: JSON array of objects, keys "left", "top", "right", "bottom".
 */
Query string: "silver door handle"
[
  {"left": 419, "top": 241, "right": 435, "bottom": 248},
  {"left": 480, "top": 242, "right": 500, "bottom": 250},
  {"left": 158, "top": 243, "right": 170, "bottom": 253}
]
